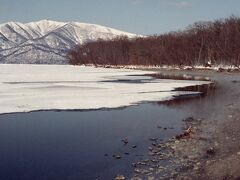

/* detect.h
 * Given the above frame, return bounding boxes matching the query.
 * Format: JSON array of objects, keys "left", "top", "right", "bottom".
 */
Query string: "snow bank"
[
  {"left": 93, "top": 64, "right": 240, "bottom": 72},
  {"left": 0, "top": 64, "right": 210, "bottom": 114}
]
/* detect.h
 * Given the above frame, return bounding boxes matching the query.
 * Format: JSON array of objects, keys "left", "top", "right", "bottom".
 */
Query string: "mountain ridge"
[{"left": 0, "top": 20, "right": 137, "bottom": 64}]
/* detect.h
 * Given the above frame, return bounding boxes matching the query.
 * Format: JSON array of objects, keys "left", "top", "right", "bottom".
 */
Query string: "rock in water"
[
  {"left": 122, "top": 138, "right": 129, "bottom": 144},
  {"left": 115, "top": 174, "right": 125, "bottom": 180}
]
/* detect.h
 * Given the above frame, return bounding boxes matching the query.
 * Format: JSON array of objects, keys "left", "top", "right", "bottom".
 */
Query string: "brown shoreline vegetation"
[{"left": 69, "top": 16, "right": 240, "bottom": 68}]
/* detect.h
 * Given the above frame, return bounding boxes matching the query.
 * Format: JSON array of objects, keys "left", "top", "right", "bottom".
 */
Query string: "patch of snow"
[
  {"left": 0, "top": 64, "right": 211, "bottom": 114},
  {"left": 101, "top": 64, "right": 240, "bottom": 72}
]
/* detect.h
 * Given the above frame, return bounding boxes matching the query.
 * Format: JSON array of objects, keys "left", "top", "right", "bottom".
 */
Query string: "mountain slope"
[{"left": 0, "top": 20, "right": 137, "bottom": 64}]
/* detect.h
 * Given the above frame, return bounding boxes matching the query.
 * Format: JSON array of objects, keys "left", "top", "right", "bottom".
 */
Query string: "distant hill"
[{"left": 0, "top": 20, "right": 137, "bottom": 64}]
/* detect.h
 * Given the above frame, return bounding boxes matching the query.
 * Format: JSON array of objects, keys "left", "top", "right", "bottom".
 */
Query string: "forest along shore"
[{"left": 129, "top": 69, "right": 240, "bottom": 180}]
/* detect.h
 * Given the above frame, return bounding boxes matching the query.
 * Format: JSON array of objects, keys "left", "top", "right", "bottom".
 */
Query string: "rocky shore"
[{"left": 128, "top": 69, "right": 240, "bottom": 180}]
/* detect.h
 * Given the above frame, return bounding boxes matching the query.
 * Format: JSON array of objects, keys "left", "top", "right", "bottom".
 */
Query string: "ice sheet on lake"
[{"left": 0, "top": 64, "right": 210, "bottom": 114}]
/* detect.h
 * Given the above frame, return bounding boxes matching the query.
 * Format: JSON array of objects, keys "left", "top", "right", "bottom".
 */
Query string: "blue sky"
[{"left": 0, "top": 0, "right": 240, "bottom": 35}]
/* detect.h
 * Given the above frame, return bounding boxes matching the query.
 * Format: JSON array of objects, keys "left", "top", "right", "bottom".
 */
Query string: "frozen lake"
[{"left": 0, "top": 64, "right": 210, "bottom": 114}]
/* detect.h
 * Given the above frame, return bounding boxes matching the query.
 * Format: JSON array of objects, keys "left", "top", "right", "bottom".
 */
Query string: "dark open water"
[{"left": 0, "top": 103, "right": 190, "bottom": 180}]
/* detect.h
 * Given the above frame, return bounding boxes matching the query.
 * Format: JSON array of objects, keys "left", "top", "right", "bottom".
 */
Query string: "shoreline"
[
  {"left": 82, "top": 64, "right": 240, "bottom": 73},
  {"left": 130, "top": 69, "right": 240, "bottom": 179}
]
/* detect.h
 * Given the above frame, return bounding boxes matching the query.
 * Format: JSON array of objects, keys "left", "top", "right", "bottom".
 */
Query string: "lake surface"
[
  {"left": 0, "top": 65, "right": 213, "bottom": 179},
  {"left": 0, "top": 103, "right": 191, "bottom": 180}
]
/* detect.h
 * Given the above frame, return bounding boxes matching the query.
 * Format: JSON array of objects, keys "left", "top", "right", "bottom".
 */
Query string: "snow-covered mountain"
[{"left": 0, "top": 20, "right": 137, "bottom": 64}]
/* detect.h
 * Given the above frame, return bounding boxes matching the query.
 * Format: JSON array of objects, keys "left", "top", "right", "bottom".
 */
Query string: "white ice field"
[{"left": 0, "top": 64, "right": 210, "bottom": 114}]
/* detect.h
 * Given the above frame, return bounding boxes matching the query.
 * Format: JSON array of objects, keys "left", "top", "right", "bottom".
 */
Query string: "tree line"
[{"left": 68, "top": 16, "right": 240, "bottom": 67}]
